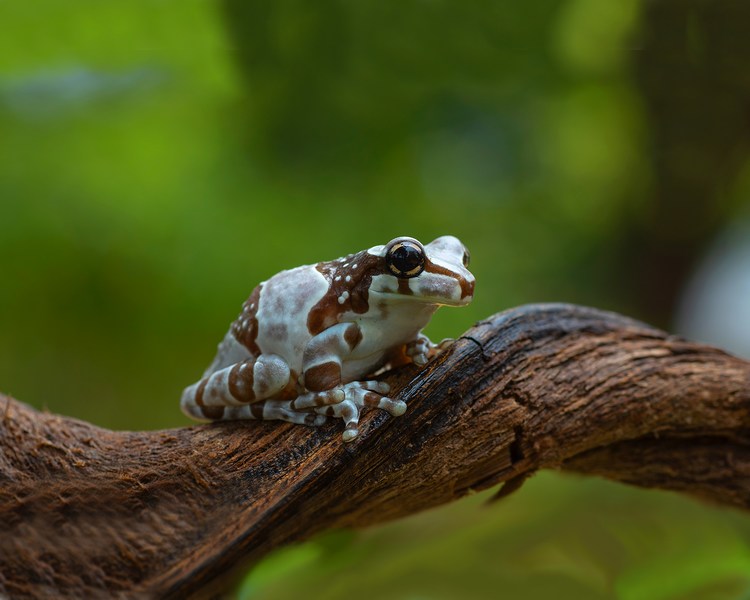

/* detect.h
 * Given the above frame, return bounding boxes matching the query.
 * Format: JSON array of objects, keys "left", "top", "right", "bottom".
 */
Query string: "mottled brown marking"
[
  {"left": 343, "top": 323, "right": 363, "bottom": 350},
  {"left": 265, "top": 323, "right": 288, "bottom": 342},
  {"left": 302, "top": 344, "right": 329, "bottom": 367},
  {"left": 228, "top": 361, "right": 255, "bottom": 403},
  {"left": 250, "top": 402, "right": 265, "bottom": 419},
  {"left": 377, "top": 301, "right": 389, "bottom": 319},
  {"left": 201, "top": 405, "right": 225, "bottom": 420},
  {"left": 194, "top": 379, "right": 208, "bottom": 407},
  {"left": 349, "top": 252, "right": 382, "bottom": 313},
  {"left": 231, "top": 285, "right": 262, "bottom": 354},
  {"left": 253, "top": 370, "right": 272, "bottom": 397},
  {"left": 362, "top": 392, "right": 383, "bottom": 407},
  {"left": 397, "top": 278, "right": 413, "bottom": 295},
  {"left": 307, "top": 251, "right": 384, "bottom": 335},
  {"left": 304, "top": 361, "right": 341, "bottom": 392}
]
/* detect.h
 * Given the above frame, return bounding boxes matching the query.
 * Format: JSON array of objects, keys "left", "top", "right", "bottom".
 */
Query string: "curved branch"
[{"left": 1, "top": 304, "right": 748, "bottom": 598}]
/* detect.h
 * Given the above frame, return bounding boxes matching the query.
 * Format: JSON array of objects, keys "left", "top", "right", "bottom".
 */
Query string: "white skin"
[{"left": 181, "top": 235, "right": 475, "bottom": 441}]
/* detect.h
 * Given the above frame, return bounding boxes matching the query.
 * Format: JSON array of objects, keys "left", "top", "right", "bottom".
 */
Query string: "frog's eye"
[
  {"left": 385, "top": 238, "right": 426, "bottom": 279},
  {"left": 462, "top": 249, "right": 471, "bottom": 268}
]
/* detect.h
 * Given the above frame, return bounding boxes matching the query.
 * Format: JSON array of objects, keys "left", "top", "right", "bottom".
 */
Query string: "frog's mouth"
[{"left": 370, "top": 272, "right": 474, "bottom": 307}]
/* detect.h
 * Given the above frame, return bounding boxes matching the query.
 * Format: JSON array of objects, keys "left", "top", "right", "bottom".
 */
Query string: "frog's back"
[
  {"left": 247, "top": 265, "right": 330, "bottom": 371},
  {"left": 207, "top": 262, "right": 332, "bottom": 378}
]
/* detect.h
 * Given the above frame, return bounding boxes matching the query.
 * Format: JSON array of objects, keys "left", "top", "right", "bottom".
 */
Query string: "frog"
[{"left": 181, "top": 235, "right": 475, "bottom": 442}]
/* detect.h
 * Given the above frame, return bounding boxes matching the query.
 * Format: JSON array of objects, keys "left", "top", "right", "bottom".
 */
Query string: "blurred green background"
[{"left": 2, "top": 1, "right": 750, "bottom": 598}]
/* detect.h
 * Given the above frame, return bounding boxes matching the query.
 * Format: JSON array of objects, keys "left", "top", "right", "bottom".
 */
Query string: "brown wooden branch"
[{"left": 2, "top": 303, "right": 749, "bottom": 599}]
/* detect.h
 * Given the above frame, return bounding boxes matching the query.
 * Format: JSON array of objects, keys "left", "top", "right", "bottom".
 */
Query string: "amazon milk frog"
[{"left": 181, "top": 235, "right": 475, "bottom": 441}]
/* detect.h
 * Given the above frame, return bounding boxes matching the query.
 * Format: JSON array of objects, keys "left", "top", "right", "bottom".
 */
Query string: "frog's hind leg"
[
  {"left": 182, "top": 399, "right": 327, "bottom": 426},
  {"left": 223, "top": 401, "right": 328, "bottom": 426},
  {"left": 181, "top": 354, "right": 292, "bottom": 420}
]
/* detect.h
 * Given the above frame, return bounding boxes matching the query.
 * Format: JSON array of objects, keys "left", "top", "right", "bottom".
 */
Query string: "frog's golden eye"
[
  {"left": 462, "top": 249, "right": 470, "bottom": 268},
  {"left": 385, "top": 238, "right": 425, "bottom": 279}
]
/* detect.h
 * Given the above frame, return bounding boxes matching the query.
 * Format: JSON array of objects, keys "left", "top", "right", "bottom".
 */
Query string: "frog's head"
[{"left": 367, "top": 236, "right": 475, "bottom": 306}]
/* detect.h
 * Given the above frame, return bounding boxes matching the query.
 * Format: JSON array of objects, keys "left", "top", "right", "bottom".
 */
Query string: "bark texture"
[{"left": 1, "top": 303, "right": 749, "bottom": 599}]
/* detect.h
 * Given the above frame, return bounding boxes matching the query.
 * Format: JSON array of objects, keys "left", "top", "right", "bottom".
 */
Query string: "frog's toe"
[
  {"left": 390, "top": 400, "right": 407, "bottom": 416},
  {"left": 363, "top": 393, "right": 406, "bottom": 416},
  {"left": 411, "top": 353, "right": 429, "bottom": 366},
  {"left": 290, "top": 387, "right": 345, "bottom": 410},
  {"left": 315, "top": 398, "right": 361, "bottom": 433},
  {"left": 338, "top": 400, "right": 360, "bottom": 442},
  {"left": 354, "top": 380, "right": 390, "bottom": 394},
  {"left": 436, "top": 338, "right": 455, "bottom": 350},
  {"left": 305, "top": 413, "right": 329, "bottom": 427},
  {"left": 342, "top": 425, "right": 360, "bottom": 442}
]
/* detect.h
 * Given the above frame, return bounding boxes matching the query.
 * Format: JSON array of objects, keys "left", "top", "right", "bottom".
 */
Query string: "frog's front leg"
[
  {"left": 291, "top": 322, "right": 406, "bottom": 441},
  {"left": 405, "top": 334, "right": 456, "bottom": 366}
]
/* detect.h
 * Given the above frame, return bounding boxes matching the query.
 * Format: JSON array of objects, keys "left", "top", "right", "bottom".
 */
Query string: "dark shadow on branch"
[{"left": 1, "top": 304, "right": 749, "bottom": 599}]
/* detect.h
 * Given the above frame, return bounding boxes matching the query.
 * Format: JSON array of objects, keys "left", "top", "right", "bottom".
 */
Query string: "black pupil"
[{"left": 392, "top": 244, "right": 422, "bottom": 273}]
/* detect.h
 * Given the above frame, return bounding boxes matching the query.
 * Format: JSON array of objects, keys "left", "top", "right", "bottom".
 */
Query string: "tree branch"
[{"left": 1, "top": 304, "right": 749, "bottom": 598}]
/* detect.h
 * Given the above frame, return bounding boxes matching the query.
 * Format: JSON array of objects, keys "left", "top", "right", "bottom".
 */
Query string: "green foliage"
[
  {"left": 0, "top": 0, "right": 645, "bottom": 428},
  {"left": 1, "top": 1, "right": 749, "bottom": 598}
]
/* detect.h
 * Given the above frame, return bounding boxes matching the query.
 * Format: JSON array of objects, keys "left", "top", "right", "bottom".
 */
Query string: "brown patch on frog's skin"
[
  {"left": 194, "top": 379, "right": 209, "bottom": 407},
  {"left": 228, "top": 361, "right": 255, "bottom": 402},
  {"left": 424, "top": 259, "right": 475, "bottom": 299},
  {"left": 231, "top": 284, "right": 262, "bottom": 354},
  {"left": 302, "top": 344, "right": 330, "bottom": 367},
  {"left": 283, "top": 370, "right": 301, "bottom": 399},
  {"left": 397, "top": 278, "right": 413, "bottom": 295},
  {"left": 376, "top": 301, "right": 389, "bottom": 319},
  {"left": 304, "top": 361, "right": 341, "bottom": 392},
  {"left": 194, "top": 377, "right": 231, "bottom": 421},
  {"left": 307, "top": 251, "right": 385, "bottom": 335},
  {"left": 265, "top": 323, "right": 288, "bottom": 343},
  {"left": 344, "top": 323, "right": 363, "bottom": 350},
  {"left": 201, "top": 405, "right": 225, "bottom": 420}
]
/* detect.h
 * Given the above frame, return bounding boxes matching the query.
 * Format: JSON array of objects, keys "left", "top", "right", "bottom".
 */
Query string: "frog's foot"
[
  {"left": 407, "top": 336, "right": 457, "bottom": 366},
  {"left": 435, "top": 337, "right": 455, "bottom": 352},
  {"left": 315, "top": 381, "right": 406, "bottom": 442},
  {"left": 289, "top": 387, "right": 346, "bottom": 411},
  {"left": 406, "top": 334, "right": 438, "bottom": 366},
  {"left": 405, "top": 335, "right": 432, "bottom": 366}
]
